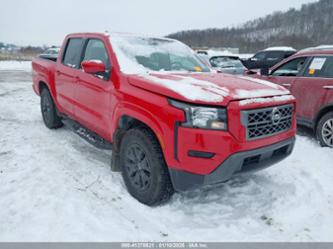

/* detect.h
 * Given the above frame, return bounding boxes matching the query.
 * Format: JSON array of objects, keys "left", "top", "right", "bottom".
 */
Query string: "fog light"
[{"left": 210, "top": 121, "right": 227, "bottom": 130}]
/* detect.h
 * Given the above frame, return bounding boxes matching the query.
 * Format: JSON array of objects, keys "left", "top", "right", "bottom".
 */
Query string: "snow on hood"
[
  {"left": 128, "top": 73, "right": 290, "bottom": 105},
  {"left": 239, "top": 95, "right": 295, "bottom": 106},
  {"left": 235, "top": 76, "right": 290, "bottom": 99},
  {"left": 140, "top": 74, "right": 230, "bottom": 102}
]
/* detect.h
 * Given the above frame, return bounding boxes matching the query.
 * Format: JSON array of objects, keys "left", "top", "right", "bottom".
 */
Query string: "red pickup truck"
[{"left": 32, "top": 32, "right": 296, "bottom": 205}]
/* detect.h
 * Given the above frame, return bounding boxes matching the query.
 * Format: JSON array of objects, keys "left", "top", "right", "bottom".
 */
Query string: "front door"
[
  {"left": 74, "top": 38, "right": 113, "bottom": 138},
  {"left": 267, "top": 56, "right": 310, "bottom": 93}
]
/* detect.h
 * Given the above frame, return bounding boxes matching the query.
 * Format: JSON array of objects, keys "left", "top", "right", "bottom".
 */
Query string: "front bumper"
[{"left": 169, "top": 137, "right": 295, "bottom": 191}]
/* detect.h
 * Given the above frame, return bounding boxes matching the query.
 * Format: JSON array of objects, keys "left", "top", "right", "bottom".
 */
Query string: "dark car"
[{"left": 242, "top": 47, "right": 296, "bottom": 70}]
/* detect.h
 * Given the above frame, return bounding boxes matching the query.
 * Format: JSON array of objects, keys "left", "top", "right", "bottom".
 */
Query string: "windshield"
[
  {"left": 110, "top": 35, "right": 210, "bottom": 74},
  {"left": 210, "top": 57, "right": 244, "bottom": 68}
]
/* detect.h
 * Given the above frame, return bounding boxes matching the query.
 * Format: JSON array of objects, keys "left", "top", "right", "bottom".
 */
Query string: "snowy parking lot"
[{"left": 0, "top": 62, "right": 332, "bottom": 241}]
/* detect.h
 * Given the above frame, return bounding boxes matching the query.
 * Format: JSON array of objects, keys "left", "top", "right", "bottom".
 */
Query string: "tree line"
[{"left": 167, "top": 0, "right": 333, "bottom": 53}]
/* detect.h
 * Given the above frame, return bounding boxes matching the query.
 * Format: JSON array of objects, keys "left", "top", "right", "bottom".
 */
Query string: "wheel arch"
[
  {"left": 38, "top": 81, "right": 48, "bottom": 93},
  {"left": 314, "top": 103, "right": 333, "bottom": 130},
  {"left": 112, "top": 113, "right": 165, "bottom": 154}
]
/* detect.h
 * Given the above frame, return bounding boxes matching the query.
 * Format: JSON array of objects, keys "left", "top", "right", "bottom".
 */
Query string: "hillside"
[{"left": 167, "top": 0, "right": 333, "bottom": 52}]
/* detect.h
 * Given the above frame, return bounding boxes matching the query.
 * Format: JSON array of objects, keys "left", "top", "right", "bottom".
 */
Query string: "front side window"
[
  {"left": 62, "top": 38, "right": 84, "bottom": 68},
  {"left": 304, "top": 56, "right": 333, "bottom": 78},
  {"left": 82, "top": 39, "right": 110, "bottom": 69},
  {"left": 253, "top": 52, "right": 266, "bottom": 60},
  {"left": 110, "top": 35, "right": 210, "bottom": 74},
  {"left": 271, "top": 57, "right": 308, "bottom": 77},
  {"left": 266, "top": 51, "right": 284, "bottom": 61}
]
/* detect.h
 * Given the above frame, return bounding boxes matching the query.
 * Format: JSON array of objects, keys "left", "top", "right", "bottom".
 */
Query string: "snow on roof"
[
  {"left": 206, "top": 50, "right": 235, "bottom": 57},
  {"left": 300, "top": 45, "right": 333, "bottom": 52},
  {"left": 110, "top": 32, "right": 175, "bottom": 42},
  {"left": 264, "top": 46, "right": 296, "bottom": 51}
]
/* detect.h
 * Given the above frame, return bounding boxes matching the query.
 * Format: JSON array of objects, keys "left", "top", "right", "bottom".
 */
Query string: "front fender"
[{"left": 111, "top": 101, "right": 166, "bottom": 151}]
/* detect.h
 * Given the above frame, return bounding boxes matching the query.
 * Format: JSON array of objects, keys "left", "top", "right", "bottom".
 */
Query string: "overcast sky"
[{"left": 0, "top": 0, "right": 315, "bottom": 46}]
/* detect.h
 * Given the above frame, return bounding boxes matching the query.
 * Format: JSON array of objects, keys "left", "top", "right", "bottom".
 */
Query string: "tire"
[
  {"left": 316, "top": 112, "right": 333, "bottom": 148},
  {"left": 120, "top": 127, "right": 174, "bottom": 206},
  {"left": 40, "top": 88, "right": 63, "bottom": 129}
]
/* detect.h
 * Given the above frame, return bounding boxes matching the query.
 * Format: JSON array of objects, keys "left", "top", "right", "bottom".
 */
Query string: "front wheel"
[
  {"left": 120, "top": 127, "right": 174, "bottom": 206},
  {"left": 316, "top": 112, "right": 333, "bottom": 148},
  {"left": 40, "top": 88, "right": 63, "bottom": 129}
]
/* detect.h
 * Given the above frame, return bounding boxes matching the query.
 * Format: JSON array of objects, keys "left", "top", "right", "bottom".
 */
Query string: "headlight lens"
[{"left": 169, "top": 99, "right": 228, "bottom": 130}]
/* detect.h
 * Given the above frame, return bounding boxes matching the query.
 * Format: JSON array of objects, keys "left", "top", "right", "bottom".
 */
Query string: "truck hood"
[{"left": 127, "top": 72, "right": 290, "bottom": 106}]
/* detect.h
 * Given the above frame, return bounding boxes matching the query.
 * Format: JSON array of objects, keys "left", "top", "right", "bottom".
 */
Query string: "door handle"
[
  {"left": 282, "top": 83, "right": 291, "bottom": 87},
  {"left": 323, "top": 86, "right": 333, "bottom": 90},
  {"left": 56, "top": 70, "right": 61, "bottom": 75}
]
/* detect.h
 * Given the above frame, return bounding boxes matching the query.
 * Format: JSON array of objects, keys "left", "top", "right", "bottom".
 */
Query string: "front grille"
[{"left": 242, "top": 104, "right": 293, "bottom": 140}]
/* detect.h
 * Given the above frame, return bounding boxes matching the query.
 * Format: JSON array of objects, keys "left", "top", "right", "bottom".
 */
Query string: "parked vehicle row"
[
  {"left": 32, "top": 32, "right": 297, "bottom": 205},
  {"left": 197, "top": 54, "right": 246, "bottom": 75},
  {"left": 196, "top": 46, "right": 333, "bottom": 148}
]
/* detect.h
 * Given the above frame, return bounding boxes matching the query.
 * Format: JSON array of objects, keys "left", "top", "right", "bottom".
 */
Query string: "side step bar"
[{"left": 62, "top": 117, "right": 112, "bottom": 150}]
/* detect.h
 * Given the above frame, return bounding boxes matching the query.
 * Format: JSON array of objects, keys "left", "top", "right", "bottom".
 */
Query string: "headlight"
[{"left": 169, "top": 99, "right": 228, "bottom": 130}]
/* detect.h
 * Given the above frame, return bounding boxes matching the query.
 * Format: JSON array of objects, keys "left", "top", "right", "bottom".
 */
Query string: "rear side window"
[
  {"left": 62, "top": 38, "right": 84, "bottom": 68},
  {"left": 304, "top": 56, "right": 333, "bottom": 78},
  {"left": 82, "top": 39, "right": 110, "bottom": 69}
]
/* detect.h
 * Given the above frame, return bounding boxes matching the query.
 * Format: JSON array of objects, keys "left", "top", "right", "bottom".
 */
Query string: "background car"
[
  {"left": 39, "top": 46, "right": 60, "bottom": 61},
  {"left": 209, "top": 55, "right": 247, "bottom": 75},
  {"left": 242, "top": 47, "right": 296, "bottom": 70},
  {"left": 255, "top": 45, "right": 333, "bottom": 147}
]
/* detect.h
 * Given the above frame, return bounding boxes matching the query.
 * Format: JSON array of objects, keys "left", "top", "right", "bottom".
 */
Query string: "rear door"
[
  {"left": 292, "top": 56, "right": 333, "bottom": 122},
  {"left": 55, "top": 38, "right": 84, "bottom": 116},
  {"left": 74, "top": 38, "right": 113, "bottom": 138}
]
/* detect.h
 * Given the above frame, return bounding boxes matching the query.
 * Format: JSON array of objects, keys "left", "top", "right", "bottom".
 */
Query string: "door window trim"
[
  {"left": 270, "top": 56, "right": 311, "bottom": 77},
  {"left": 80, "top": 38, "right": 111, "bottom": 81},
  {"left": 301, "top": 55, "right": 333, "bottom": 79},
  {"left": 80, "top": 38, "right": 111, "bottom": 69},
  {"left": 61, "top": 37, "right": 86, "bottom": 69}
]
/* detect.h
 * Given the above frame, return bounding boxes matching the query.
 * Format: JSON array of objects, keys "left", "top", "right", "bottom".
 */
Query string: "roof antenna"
[{"left": 104, "top": 30, "right": 110, "bottom": 37}]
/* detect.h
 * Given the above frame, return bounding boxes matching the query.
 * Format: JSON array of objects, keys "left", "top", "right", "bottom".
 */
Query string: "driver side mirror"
[
  {"left": 81, "top": 60, "right": 106, "bottom": 75},
  {"left": 260, "top": 67, "right": 270, "bottom": 76}
]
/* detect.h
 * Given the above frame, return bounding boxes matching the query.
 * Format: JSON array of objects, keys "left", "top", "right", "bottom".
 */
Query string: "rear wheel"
[
  {"left": 120, "top": 127, "right": 174, "bottom": 206},
  {"left": 40, "top": 88, "right": 63, "bottom": 129},
  {"left": 317, "top": 112, "right": 333, "bottom": 148}
]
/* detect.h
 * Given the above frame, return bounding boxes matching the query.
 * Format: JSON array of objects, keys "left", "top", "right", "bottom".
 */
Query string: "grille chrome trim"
[{"left": 242, "top": 104, "right": 293, "bottom": 140}]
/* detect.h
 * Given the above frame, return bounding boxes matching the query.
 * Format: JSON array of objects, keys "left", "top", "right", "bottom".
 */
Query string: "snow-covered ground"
[
  {"left": 0, "top": 60, "right": 32, "bottom": 71},
  {"left": 0, "top": 70, "right": 332, "bottom": 242}
]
